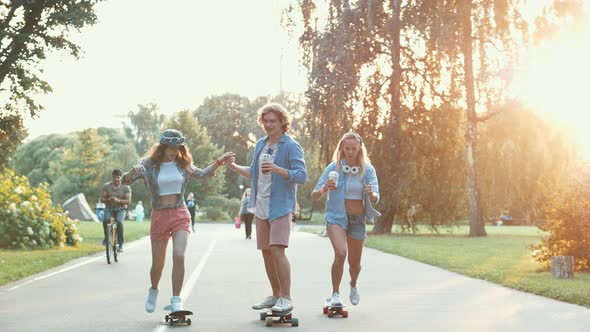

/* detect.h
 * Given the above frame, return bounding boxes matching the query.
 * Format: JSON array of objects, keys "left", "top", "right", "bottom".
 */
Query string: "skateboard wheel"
[
  {"left": 265, "top": 317, "right": 273, "bottom": 327},
  {"left": 187, "top": 318, "right": 191, "bottom": 325},
  {"left": 165, "top": 315, "right": 169, "bottom": 322},
  {"left": 323, "top": 307, "right": 328, "bottom": 314},
  {"left": 260, "top": 312, "right": 267, "bottom": 320},
  {"left": 291, "top": 318, "right": 299, "bottom": 327},
  {"left": 327, "top": 311, "right": 334, "bottom": 318},
  {"left": 342, "top": 310, "right": 349, "bottom": 318}
]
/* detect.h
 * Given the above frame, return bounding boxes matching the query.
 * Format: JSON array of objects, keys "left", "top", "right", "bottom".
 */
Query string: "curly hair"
[{"left": 258, "top": 103, "right": 290, "bottom": 133}]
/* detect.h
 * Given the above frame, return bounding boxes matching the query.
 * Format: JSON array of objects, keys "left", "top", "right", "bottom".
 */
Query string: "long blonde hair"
[
  {"left": 332, "top": 131, "right": 371, "bottom": 177},
  {"left": 241, "top": 188, "right": 251, "bottom": 201}
]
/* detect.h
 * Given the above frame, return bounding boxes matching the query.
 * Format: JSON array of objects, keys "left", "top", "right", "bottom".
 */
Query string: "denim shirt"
[
  {"left": 248, "top": 134, "right": 307, "bottom": 221},
  {"left": 122, "top": 158, "right": 215, "bottom": 210},
  {"left": 314, "top": 161, "right": 381, "bottom": 225}
]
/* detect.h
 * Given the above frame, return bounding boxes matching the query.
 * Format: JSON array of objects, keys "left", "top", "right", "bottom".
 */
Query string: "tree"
[
  {"left": 125, "top": 103, "right": 166, "bottom": 155},
  {"left": 12, "top": 133, "right": 74, "bottom": 186},
  {"left": 164, "top": 110, "right": 225, "bottom": 201},
  {"left": 0, "top": 1, "right": 103, "bottom": 155},
  {"left": 479, "top": 103, "right": 576, "bottom": 222},
  {"left": 49, "top": 128, "right": 110, "bottom": 204},
  {"left": 406, "top": 0, "right": 548, "bottom": 236},
  {"left": 290, "top": 0, "right": 458, "bottom": 233},
  {"left": 531, "top": 164, "right": 590, "bottom": 272},
  {"left": 195, "top": 94, "right": 263, "bottom": 198},
  {"left": 0, "top": 113, "right": 27, "bottom": 169},
  {"left": 13, "top": 127, "right": 150, "bottom": 210}
]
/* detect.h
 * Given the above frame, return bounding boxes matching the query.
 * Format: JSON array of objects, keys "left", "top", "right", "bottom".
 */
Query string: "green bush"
[
  {"left": 201, "top": 195, "right": 240, "bottom": 220},
  {"left": 201, "top": 206, "right": 230, "bottom": 221},
  {"left": 531, "top": 167, "right": 590, "bottom": 271},
  {"left": 0, "top": 169, "right": 82, "bottom": 249}
]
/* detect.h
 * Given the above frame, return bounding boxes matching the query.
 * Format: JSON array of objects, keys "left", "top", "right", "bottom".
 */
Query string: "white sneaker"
[
  {"left": 331, "top": 292, "right": 343, "bottom": 307},
  {"left": 252, "top": 296, "right": 278, "bottom": 310},
  {"left": 271, "top": 297, "right": 294, "bottom": 313},
  {"left": 170, "top": 296, "right": 184, "bottom": 312},
  {"left": 350, "top": 284, "right": 360, "bottom": 305},
  {"left": 145, "top": 287, "right": 158, "bottom": 313}
]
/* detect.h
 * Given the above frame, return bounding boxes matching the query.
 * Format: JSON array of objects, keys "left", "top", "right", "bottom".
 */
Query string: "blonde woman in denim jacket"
[
  {"left": 122, "top": 129, "right": 234, "bottom": 314},
  {"left": 312, "top": 131, "right": 380, "bottom": 307}
]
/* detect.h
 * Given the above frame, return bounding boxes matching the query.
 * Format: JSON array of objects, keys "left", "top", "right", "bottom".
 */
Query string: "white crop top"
[
  {"left": 158, "top": 161, "right": 183, "bottom": 195},
  {"left": 344, "top": 174, "right": 363, "bottom": 200}
]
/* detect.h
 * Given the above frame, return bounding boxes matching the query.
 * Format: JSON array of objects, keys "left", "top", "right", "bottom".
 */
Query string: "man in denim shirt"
[{"left": 229, "top": 103, "right": 307, "bottom": 314}]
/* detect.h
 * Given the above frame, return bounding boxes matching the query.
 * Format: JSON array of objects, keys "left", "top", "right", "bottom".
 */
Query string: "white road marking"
[{"left": 153, "top": 240, "right": 216, "bottom": 332}]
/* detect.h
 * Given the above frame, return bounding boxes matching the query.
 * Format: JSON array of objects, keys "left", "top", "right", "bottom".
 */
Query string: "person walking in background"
[
  {"left": 311, "top": 131, "right": 380, "bottom": 307},
  {"left": 291, "top": 202, "right": 300, "bottom": 231},
  {"left": 122, "top": 129, "right": 234, "bottom": 314},
  {"left": 186, "top": 192, "right": 197, "bottom": 231},
  {"left": 239, "top": 188, "right": 254, "bottom": 239},
  {"left": 134, "top": 200, "right": 145, "bottom": 222},
  {"left": 228, "top": 103, "right": 307, "bottom": 314}
]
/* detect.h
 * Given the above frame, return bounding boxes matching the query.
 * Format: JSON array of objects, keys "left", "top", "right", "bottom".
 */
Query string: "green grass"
[
  {"left": 302, "top": 225, "right": 590, "bottom": 308},
  {"left": 0, "top": 221, "right": 150, "bottom": 286}
]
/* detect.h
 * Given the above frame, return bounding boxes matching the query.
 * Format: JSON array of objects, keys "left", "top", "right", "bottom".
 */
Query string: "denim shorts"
[{"left": 327, "top": 214, "right": 366, "bottom": 240}]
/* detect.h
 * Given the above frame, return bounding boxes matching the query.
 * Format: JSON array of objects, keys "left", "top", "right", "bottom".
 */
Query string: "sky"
[
  {"left": 22, "top": 0, "right": 590, "bottom": 159},
  {"left": 25, "top": 0, "right": 307, "bottom": 140}
]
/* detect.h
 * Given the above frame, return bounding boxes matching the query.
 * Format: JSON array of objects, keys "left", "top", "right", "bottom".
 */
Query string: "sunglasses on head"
[{"left": 160, "top": 136, "right": 185, "bottom": 145}]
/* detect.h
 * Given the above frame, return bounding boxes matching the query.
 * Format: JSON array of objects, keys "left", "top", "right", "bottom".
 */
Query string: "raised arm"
[
  {"left": 189, "top": 152, "right": 235, "bottom": 180},
  {"left": 122, "top": 162, "right": 146, "bottom": 185},
  {"left": 228, "top": 157, "right": 252, "bottom": 179}
]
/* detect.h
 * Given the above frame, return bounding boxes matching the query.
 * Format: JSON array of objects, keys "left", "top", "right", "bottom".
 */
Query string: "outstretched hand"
[
  {"left": 218, "top": 152, "right": 236, "bottom": 164},
  {"left": 132, "top": 164, "right": 145, "bottom": 175},
  {"left": 227, "top": 156, "right": 237, "bottom": 170}
]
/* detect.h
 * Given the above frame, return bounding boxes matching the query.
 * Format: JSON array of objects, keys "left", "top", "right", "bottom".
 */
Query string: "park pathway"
[{"left": 1, "top": 223, "right": 589, "bottom": 331}]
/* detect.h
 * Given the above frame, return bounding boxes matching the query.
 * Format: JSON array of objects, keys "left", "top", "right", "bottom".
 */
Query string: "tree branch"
[
  {"left": 476, "top": 108, "right": 505, "bottom": 122},
  {"left": 0, "top": 2, "right": 45, "bottom": 84}
]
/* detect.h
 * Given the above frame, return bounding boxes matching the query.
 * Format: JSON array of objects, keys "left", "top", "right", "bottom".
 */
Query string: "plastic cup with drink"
[
  {"left": 261, "top": 153, "right": 272, "bottom": 174},
  {"left": 326, "top": 171, "right": 339, "bottom": 200},
  {"left": 328, "top": 171, "right": 339, "bottom": 188}
]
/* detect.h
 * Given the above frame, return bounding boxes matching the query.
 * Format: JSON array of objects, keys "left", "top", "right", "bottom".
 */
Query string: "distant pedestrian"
[{"left": 239, "top": 188, "right": 254, "bottom": 239}]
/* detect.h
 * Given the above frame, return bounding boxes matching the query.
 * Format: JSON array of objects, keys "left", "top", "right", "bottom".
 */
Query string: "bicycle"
[{"left": 105, "top": 214, "right": 119, "bottom": 264}]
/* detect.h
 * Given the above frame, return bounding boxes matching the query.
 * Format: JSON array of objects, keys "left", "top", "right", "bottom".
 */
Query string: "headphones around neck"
[{"left": 342, "top": 164, "right": 360, "bottom": 175}]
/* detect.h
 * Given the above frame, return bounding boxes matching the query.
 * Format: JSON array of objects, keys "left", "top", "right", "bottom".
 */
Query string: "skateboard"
[
  {"left": 163, "top": 306, "right": 193, "bottom": 326},
  {"left": 323, "top": 297, "right": 348, "bottom": 318},
  {"left": 259, "top": 309, "right": 299, "bottom": 327}
]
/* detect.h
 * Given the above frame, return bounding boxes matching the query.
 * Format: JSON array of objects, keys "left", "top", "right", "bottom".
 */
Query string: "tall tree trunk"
[
  {"left": 461, "top": 0, "right": 486, "bottom": 237},
  {"left": 372, "top": 0, "right": 402, "bottom": 234}
]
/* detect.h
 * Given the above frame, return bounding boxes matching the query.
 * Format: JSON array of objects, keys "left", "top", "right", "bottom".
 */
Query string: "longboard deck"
[
  {"left": 323, "top": 298, "right": 348, "bottom": 318},
  {"left": 163, "top": 308, "right": 193, "bottom": 326},
  {"left": 259, "top": 310, "right": 299, "bottom": 327}
]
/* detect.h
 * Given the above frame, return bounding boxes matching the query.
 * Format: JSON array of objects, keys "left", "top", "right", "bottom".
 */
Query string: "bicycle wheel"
[
  {"left": 112, "top": 223, "right": 118, "bottom": 263},
  {"left": 106, "top": 225, "right": 113, "bottom": 264}
]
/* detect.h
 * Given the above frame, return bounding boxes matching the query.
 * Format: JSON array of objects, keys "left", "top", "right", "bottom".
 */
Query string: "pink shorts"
[
  {"left": 256, "top": 213, "right": 292, "bottom": 250},
  {"left": 150, "top": 206, "right": 191, "bottom": 241}
]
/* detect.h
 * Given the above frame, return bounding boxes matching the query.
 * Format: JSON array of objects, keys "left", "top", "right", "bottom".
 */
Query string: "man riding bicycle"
[{"left": 101, "top": 169, "right": 132, "bottom": 252}]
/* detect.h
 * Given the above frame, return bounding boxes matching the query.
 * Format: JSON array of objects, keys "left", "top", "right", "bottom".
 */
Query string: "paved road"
[{"left": 1, "top": 224, "right": 589, "bottom": 331}]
